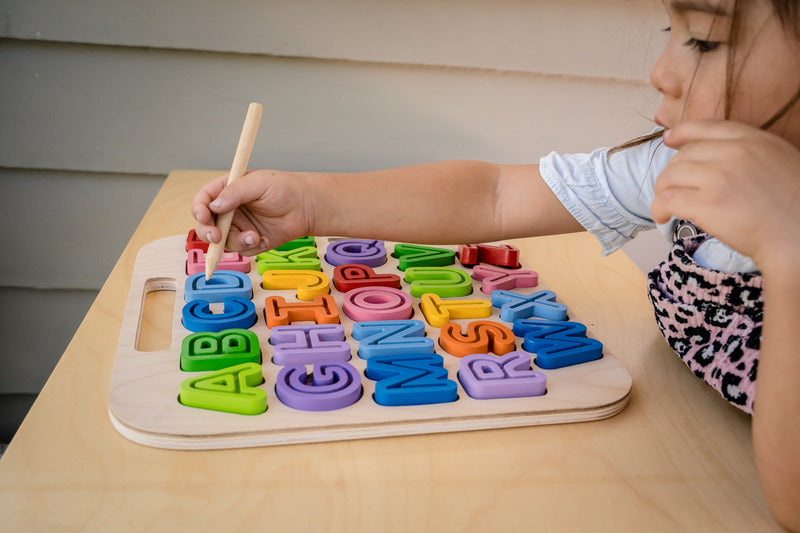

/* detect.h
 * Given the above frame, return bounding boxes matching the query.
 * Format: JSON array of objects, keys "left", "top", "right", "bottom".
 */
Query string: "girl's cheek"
[{"left": 684, "top": 64, "right": 728, "bottom": 120}]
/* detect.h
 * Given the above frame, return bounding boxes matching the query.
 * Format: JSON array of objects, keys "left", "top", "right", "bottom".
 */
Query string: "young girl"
[{"left": 193, "top": 0, "right": 800, "bottom": 528}]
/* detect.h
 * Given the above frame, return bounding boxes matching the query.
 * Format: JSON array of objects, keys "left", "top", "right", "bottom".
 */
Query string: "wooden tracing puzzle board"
[{"left": 108, "top": 234, "right": 632, "bottom": 450}]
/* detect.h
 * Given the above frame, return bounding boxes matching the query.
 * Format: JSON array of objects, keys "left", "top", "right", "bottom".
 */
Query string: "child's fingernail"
[
  {"left": 206, "top": 231, "right": 214, "bottom": 243},
  {"left": 210, "top": 199, "right": 223, "bottom": 209},
  {"left": 244, "top": 235, "right": 256, "bottom": 246}
]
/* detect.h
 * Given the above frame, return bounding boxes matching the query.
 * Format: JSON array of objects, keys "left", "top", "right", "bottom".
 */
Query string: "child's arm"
[
  {"left": 754, "top": 260, "right": 800, "bottom": 532},
  {"left": 192, "top": 160, "right": 583, "bottom": 255},
  {"left": 652, "top": 119, "right": 800, "bottom": 531}
]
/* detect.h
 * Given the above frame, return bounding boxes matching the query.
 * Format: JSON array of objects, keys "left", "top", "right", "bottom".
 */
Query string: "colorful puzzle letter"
[
  {"left": 275, "top": 362, "right": 362, "bottom": 411},
  {"left": 256, "top": 246, "right": 321, "bottom": 274},
  {"left": 332, "top": 264, "right": 401, "bottom": 292},
  {"left": 186, "top": 229, "right": 209, "bottom": 252},
  {"left": 403, "top": 267, "right": 473, "bottom": 298},
  {"left": 179, "top": 362, "right": 267, "bottom": 415},
  {"left": 342, "top": 286, "right": 413, "bottom": 322},
  {"left": 182, "top": 296, "right": 257, "bottom": 332},
  {"left": 184, "top": 270, "right": 253, "bottom": 303},
  {"left": 180, "top": 328, "right": 261, "bottom": 371},
  {"left": 352, "top": 320, "right": 434, "bottom": 359},
  {"left": 325, "top": 239, "right": 387, "bottom": 267},
  {"left": 491, "top": 289, "right": 567, "bottom": 322},
  {"left": 419, "top": 293, "right": 492, "bottom": 328},
  {"left": 275, "top": 236, "right": 316, "bottom": 251},
  {"left": 263, "top": 295, "right": 339, "bottom": 328},
  {"left": 186, "top": 249, "right": 250, "bottom": 276},
  {"left": 269, "top": 324, "right": 351, "bottom": 365},
  {"left": 365, "top": 353, "right": 458, "bottom": 406},
  {"left": 262, "top": 270, "right": 330, "bottom": 301},
  {"left": 471, "top": 265, "right": 538, "bottom": 294},
  {"left": 392, "top": 244, "right": 455, "bottom": 271},
  {"left": 457, "top": 243, "right": 520, "bottom": 268},
  {"left": 458, "top": 352, "right": 547, "bottom": 399},
  {"left": 513, "top": 319, "right": 603, "bottom": 369},
  {"left": 438, "top": 320, "right": 516, "bottom": 358}
]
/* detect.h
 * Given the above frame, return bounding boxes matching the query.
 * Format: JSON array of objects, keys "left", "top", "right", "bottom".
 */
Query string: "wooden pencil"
[{"left": 205, "top": 102, "right": 263, "bottom": 280}]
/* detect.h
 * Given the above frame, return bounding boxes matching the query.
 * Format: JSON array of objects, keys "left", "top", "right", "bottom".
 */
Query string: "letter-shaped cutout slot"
[{"left": 136, "top": 277, "right": 177, "bottom": 352}]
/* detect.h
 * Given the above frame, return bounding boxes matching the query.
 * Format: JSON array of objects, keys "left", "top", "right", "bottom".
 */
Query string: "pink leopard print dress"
[{"left": 647, "top": 231, "right": 763, "bottom": 414}]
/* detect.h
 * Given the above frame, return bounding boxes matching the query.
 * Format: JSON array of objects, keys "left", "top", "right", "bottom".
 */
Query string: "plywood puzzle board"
[{"left": 108, "top": 234, "right": 632, "bottom": 450}]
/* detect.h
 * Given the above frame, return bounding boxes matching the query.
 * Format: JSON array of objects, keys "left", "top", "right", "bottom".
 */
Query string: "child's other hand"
[
  {"left": 652, "top": 119, "right": 800, "bottom": 271},
  {"left": 192, "top": 169, "right": 312, "bottom": 255}
]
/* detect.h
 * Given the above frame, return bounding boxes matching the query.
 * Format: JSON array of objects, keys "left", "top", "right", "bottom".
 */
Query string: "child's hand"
[
  {"left": 652, "top": 119, "right": 800, "bottom": 272},
  {"left": 192, "top": 169, "right": 312, "bottom": 255}
]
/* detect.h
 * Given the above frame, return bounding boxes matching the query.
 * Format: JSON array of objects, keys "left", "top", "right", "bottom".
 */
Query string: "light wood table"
[{"left": 0, "top": 171, "right": 778, "bottom": 531}]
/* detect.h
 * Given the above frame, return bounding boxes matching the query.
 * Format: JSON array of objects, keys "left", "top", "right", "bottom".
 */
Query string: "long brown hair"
[{"left": 610, "top": 0, "right": 800, "bottom": 154}]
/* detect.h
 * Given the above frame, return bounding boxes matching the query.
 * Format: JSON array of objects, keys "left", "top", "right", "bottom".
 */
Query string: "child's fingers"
[
  {"left": 191, "top": 174, "right": 239, "bottom": 244},
  {"left": 653, "top": 157, "right": 706, "bottom": 196},
  {"left": 231, "top": 230, "right": 269, "bottom": 256},
  {"left": 651, "top": 186, "right": 706, "bottom": 225},
  {"left": 206, "top": 170, "right": 268, "bottom": 215},
  {"left": 191, "top": 174, "right": 230, "bottom": 223},
  {"left": 663, "top": 119, "right": 749, "bottom": 149},
  {"left": 652, "top": 156, "right": 725, "bottom": 224}
]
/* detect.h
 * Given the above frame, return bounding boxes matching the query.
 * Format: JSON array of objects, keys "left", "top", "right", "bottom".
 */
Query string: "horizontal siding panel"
[
  {"left": 0, "top": 288, "right": 96, "bottom": 393},
  {"left": 0, "top": 0, "right": 664, "bottom": 81},
  {"left": 0, "top": 168, "right": 164, "bottom": 289},
  {"left": 1, "top": 39, "right": 660, "bottom": 175}
]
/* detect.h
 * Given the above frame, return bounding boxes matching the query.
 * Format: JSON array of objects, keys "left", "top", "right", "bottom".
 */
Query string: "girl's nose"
[{"left": 650, "top": 48, "right": 682, "bottom": 99}]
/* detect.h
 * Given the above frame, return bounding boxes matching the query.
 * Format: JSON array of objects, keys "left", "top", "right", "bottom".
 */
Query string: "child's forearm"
[
  {"left": 752, "top": 259, "right": 800, "bottom": 530},
  {"left": 193, "top": 159, "right": 581, "bottom": 256},
  {"left": 305, "top": 160, "right": 581, "bottom": 244}
]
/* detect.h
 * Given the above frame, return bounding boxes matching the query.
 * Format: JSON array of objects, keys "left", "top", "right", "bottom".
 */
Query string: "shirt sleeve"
[{"left": 539, "top": 133, "right": 676, "bottom": 255}]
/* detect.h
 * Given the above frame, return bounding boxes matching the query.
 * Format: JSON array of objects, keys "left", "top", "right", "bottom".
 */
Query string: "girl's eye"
[
  {"left": 683, "top": 37, "right": 720, "bottom": 53},
  {"left": 660, "top": 25, "right": 720, "bottom": 52}
]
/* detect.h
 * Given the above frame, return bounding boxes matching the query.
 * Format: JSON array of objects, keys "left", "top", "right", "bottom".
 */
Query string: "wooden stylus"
[{"left": 205, "top": 102, "right": 263, "bottom": 280}]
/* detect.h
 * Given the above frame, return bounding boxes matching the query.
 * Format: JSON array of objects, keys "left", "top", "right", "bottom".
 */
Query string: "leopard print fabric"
[{"left": 647, "top": 233, "right": 763, "bottom": 413}]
